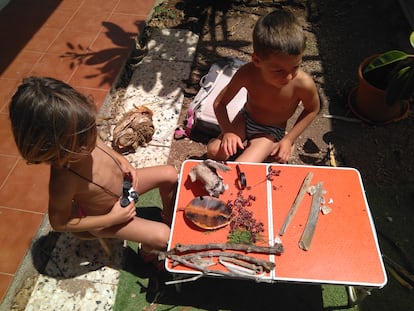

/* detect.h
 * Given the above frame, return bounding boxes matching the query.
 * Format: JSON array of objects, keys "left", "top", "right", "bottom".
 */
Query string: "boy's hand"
[
  {"left": 221, "top": 132, "right": 244, "bottom": 157},
  {"left": 109, "top": 200, "right": 136, "bottom": 226},
  {"left": 270, "top": 138, "right": 292, "bottom": 163}
]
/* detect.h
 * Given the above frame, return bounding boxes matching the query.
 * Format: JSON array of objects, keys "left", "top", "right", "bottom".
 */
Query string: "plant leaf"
[
  {"left": 364, "top": 50, "right": 408, "bottom": 74},
  {"left": 386, "top": 65, "right": 414, "bottom": 105},
  {"left": 410, "top": 31, "right": 414, "bottom": 48}
]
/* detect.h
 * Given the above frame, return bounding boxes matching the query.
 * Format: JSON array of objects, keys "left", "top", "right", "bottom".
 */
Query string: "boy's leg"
[
  {"left": 236, "top": 136, "right": 278, "bottom": 163},
  {"left": 206, "top": 136, "right": 226, "bottom": 160},
  {"left": 206, "top": 112, "right": 246, "bottom": 160}
]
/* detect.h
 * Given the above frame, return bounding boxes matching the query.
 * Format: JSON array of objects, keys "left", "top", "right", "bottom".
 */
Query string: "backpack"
[{"left": 175, "top": 57, "right": 247, "bottom": 143}]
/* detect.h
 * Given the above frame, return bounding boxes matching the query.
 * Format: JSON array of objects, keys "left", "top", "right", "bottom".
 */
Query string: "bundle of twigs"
[{"left": 158, "top": 242, "right": 284, "bottom": 282}]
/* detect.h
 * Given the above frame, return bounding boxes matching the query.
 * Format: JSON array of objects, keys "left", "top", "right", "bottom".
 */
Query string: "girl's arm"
[
  {"left": 48, "top": 194, "right": 136, "bottom": 233},
  {"left": 48, "top": 167, "right": 136, "bottom": 234}
]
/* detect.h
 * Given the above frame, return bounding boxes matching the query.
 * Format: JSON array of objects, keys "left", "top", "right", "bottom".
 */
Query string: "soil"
[
  {"left": 145, "top": 0, "right": 414, "bottom": 186},
  {"left": 141, "top": 0, "right": 414, "bottom": 309}
]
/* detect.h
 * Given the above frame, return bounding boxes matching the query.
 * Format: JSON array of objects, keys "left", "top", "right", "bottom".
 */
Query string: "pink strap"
[
  {"left": 185, "top": 108, "right": 194, "bottom": 136},
  {"left": 174, "top": 108, "right": 195, "bottom": 139}
]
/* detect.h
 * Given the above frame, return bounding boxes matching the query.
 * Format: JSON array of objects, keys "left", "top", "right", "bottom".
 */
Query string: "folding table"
[{"left": 166, "top": 160, "right": 387, "bottom": 304}]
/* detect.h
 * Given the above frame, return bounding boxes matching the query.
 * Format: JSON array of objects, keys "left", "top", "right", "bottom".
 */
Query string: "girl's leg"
[
  {"left": 134, "top": 165, "right": 178, "bottom": 224},
  {"left": 92, "top": 216, "right": 171, "bottom": 251}
]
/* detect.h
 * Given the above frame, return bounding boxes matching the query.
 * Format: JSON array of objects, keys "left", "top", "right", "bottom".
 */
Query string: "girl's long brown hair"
[{"left": 9, "top": 77, "right": 97, "bottom": 166}]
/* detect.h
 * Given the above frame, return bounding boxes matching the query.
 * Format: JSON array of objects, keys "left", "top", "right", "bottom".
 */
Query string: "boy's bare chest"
[{"left": 247, "top": 85, "right": 299, "bottom": 115}]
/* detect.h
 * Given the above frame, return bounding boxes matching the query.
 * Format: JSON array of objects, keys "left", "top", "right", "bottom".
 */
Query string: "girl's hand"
[
  {"left": 109, "top": 200, "right": 136, "bottom": 226},
  {"left": 221, "top": 132, "right": 244, "bottom": 157},
  {"left": 116, "top": 155, "right": 138, "bottom": 189}
]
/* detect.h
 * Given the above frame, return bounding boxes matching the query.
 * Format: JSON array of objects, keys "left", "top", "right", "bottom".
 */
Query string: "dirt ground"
[
  {"left": 141, "top": 0, "right": 414, "bottom": 309},
  {"left": 145, "top": 0, "right": 414, "bottom": 185}
]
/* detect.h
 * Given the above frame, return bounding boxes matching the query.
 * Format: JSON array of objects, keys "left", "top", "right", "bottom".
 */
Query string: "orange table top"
[{"left": 167, "top": 160, "right": 387, "bottom": 287}]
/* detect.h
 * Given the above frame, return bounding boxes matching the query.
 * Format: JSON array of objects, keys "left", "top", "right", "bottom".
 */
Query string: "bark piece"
[
  {"left": 279, "top": 172, "right": 314, "bottom": 235},
  {"left": 299, "top": 182, "right": 323, "bottom": 251}
]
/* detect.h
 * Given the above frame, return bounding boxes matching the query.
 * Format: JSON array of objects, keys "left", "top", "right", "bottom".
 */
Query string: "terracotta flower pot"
[{"left": 348, "top": 55, "right": 409, "bottom": 124}]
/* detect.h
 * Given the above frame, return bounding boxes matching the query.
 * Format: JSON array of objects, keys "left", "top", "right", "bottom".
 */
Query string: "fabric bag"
[{"left": 175, "top": 57, "right": 247, "bottom": 142}]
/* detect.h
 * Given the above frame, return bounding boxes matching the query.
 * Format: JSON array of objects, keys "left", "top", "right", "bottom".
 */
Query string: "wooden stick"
[
  {"left": 328, "top": 142, "right": 337, "bottom": 167},
  {"left": 173, "top": 250, "right": 275, "bottom": 272},
  {"left": 219, "top": 256, "right": 263, "bottom": 273},
  {"left": 299, "top": 182, "right": 323, "bottom": 251},
  {"left": 167, "top": 254, "right": 270, "bottom": 282},
  {"left": 169, "top": 242, "right": 284, "bottom": 255},
  {"left": 98, "top": 238, "right": 112, "bottom": 258},
  {"left": 279, "top": 172, "right": 314, "bottom": 236},
  {"left": 387, "top": 265, "right": 413, "bottom": 290},
  {"left": 322, "top": 114, "right": 361, "bottom": 123},
  {"left": 383, "top": 254, "right": 414, "bottom": 285}
]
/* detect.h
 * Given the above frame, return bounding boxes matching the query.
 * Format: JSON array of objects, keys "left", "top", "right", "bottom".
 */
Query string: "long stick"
[
  {"left": 383, "top": 254, "right": 414, "bottom": 285},
  {"left": 166, "top": 254, "right": 270, "bottom": 282},
  {"left": 174, "top": 250, "right": 275, "bottom": 272},
  {"left": 279, "top": 172, "right": 314, "bottom": 236},
  {"left": 169, "top": 242, "right": 284, "bottom": 255},
  {"left": 299, "top": 182, "right": 323, "bottom": 251}
]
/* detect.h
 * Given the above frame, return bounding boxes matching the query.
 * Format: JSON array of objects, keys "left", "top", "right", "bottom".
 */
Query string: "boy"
[
  {"left": 207, "top": 9, "right": 320, "bottom": 163},
  {"left": 9, "top": 76, "right": 178, "bottom": 256}
]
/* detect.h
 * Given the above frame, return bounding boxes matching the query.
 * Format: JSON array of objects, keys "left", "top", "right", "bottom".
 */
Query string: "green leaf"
[
  {"left": 386, "top": 64, "right": 414, "bottom": 105},
  {"left": 410, "top": 31, "right": 414, "bottom": 48},
  {"left": 363, "top": 50, "right": 409, "bottom": 74}
]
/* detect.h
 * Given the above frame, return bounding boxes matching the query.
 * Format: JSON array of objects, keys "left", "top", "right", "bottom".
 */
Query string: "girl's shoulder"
[{"left": 49, "top": 165, "right": 80, "bottom": 194}]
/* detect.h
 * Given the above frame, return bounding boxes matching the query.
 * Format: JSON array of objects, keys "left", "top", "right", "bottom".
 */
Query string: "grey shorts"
[{"left": 241, "top": 108, "right": 285, "bottom": 142}]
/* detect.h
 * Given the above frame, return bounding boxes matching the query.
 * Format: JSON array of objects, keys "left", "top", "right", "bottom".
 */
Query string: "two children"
[
  {"left": 207, "top": 9, "right": 320, "bottom": 163},
  {"left": 9, "top": 77, "right": 177, "bottom": 255},
  {"left": 8, "top": 8, "right": 318, "bottom": 258}
]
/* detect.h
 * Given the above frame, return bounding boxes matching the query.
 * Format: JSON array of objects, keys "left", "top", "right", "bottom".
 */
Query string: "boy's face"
[{"left": 252, "top": 52, "right": 303, "bottom": 88}]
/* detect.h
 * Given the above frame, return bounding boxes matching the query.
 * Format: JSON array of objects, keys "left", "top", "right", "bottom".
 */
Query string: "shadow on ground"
[
  {"left": 119, "top": 246, "right": 343, "bottom": 311},
  {"left": 114, "top": 1, "right": 414, "bottom": 310}
]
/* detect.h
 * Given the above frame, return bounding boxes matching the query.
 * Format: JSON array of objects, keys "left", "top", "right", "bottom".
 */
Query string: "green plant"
[
  {"left": 362, "top": 31, "right": 414, "bottom": 105},
  {"left": 153, "top": 4, "right": 176, "bottom": 20}
]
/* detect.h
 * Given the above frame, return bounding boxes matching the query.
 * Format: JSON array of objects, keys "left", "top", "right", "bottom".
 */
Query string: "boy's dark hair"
[
  {"left": 9, "top": 76, "right": 97, "bottom": 166},
  {"left": 253, "top": 9, "right": 306, "bottom": 58}
]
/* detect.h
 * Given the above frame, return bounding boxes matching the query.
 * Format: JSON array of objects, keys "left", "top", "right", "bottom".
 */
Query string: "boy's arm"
[
  {"left": 213, "top": 68, "right": 246, "bottom": 133},
  {"left": 286, "top": 77, "right": 320, "bottom": 142},
  {"left": 272, "top": 75, "right": 320, "bottom": 162},
  {"left": 213, "top": 68, "right": 247, "bottom": 155}
]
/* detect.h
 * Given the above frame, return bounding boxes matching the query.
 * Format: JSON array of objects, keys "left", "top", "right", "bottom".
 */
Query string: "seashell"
[
  {"left": 321, "top": 205, "right": 332, "bottom": 215},
  {"left": 184, "top": 196, "right": 231, "bottom": 230}
]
